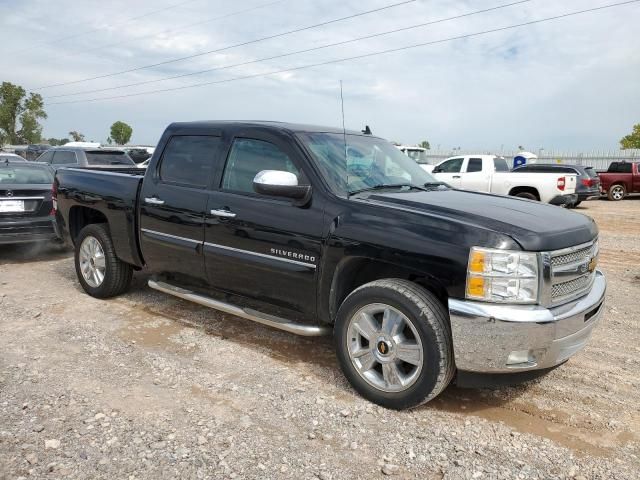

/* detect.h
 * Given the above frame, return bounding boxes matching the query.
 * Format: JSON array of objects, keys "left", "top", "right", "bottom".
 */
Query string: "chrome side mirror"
[{"left": 253, "top": 170, "right": 311, "bottom": 204}]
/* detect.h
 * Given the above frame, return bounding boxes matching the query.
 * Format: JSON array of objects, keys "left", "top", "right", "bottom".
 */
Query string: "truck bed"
[{"left": 54, "top": 167, "right": 145, "bottom": 267}]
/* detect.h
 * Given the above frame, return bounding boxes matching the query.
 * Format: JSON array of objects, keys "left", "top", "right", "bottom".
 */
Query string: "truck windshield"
[
  {"left": 404, "top": 149, "right": 429, "bottom": 164},
  {"left": 298, "top": 133, "right": 441, "bottom": 196},
  {"left": 86, "top": 151, "right": 135, "bottom": 166}
]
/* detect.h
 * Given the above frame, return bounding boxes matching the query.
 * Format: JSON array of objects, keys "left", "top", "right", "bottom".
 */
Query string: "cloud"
[{"left": 1, "top": 0, "right": 638, "bottom": 149}]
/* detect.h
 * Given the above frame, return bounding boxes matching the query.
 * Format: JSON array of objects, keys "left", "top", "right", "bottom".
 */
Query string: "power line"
[
  {"left": 12, "top": 0, "right": 201, "bottom": 55},
  {"left": 61, "top": 0, "right": 289, "bottom": 59},
  {"left": 34, "top": 0, "right": 417, "bottom": 90},
  {"left": 48, "top": 0, "right": 640, "bottom": 106},
  {"left": 45, "top": 0, "right": 532, "bottom": 100}
]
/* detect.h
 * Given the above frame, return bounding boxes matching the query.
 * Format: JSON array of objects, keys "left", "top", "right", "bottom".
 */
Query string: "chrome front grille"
[
  {"left": 549, "top": 240, "right": 598, "bottom": 305},
  {"left": 551, "top": 245, "right": 593, "bottom": 268}
]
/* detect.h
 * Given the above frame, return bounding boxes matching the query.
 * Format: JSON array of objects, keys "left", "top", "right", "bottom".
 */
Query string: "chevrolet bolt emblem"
[
  {"left": 377, "top": 341, "right": 389, "bottom": 355},
  {"left": 588, "top": 256, "right": 597, "bottom": 273}
]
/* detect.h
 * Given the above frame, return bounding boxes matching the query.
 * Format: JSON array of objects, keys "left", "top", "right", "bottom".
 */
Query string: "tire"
[
  {"left": 334, "top": 279, "right": 455, "bottom": 410},
  {"left": 573, "top": 200, "right": 582, "bottom": 208},
  {"left": 74, "top": 223, "right": 133, "bottom": 298},
  {"left": 607, "top": 184, "right": 626, "bottom": 201},
  {"left": 514, "top": 192, "right": 538, "bottom": 201}
]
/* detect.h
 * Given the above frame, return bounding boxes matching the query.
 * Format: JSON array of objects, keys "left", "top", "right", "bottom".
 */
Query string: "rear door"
[
  {"left": 634, "top": 164, "right": 640, "bottom": 192},
  {"left": 203, "top": 131, "right": 323, "bottom": 319},
  {"left": 459, "top": 157, "right": 491, "bottom": 191},
  {"left": 433, "top": 157, "right": 463, "bottom": 187},
  {"left": 139, "top": 135, "right": 223, "bottom": 287}
]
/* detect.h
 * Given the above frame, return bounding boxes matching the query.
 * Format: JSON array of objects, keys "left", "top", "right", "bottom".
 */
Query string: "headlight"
[{"left": 466, "top": 247, "right": 539, "bottom": 304}]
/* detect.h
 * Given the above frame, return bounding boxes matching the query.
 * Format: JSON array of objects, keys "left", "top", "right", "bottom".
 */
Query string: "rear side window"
[
  {"left": 466, "top": 158, "right": 483, "bottom": 173},
  {"left": 52, "top": 151, "right": 78, "bottom": 165},
  {"left": 222, "top": 138, "right": 301, "bottom": 194},
  {"left": 159, "top": 136, "right": 221, "bottom": 187},
  {"left": 493, "top": 157, "right": 510, "bottom": 172},
  {"left": 37, "top": 151, "right": 54, "bottom": 163},
  {"left": 584, "top": 167, "right": 597, "bottom": 178},
  {"left": 608, "top": 162, "right": 633, "bottom": 173},
  {"left": 86, "top": 151, "right": 135, "bottom": 166},
  {"left": 437, "top": 158, "right": 463, "bottom": 173}
]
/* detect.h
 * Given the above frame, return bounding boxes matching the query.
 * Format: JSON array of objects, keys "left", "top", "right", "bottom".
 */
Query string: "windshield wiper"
[
  {"left": 348, "top": 184, "right": 427, "bottom": 196},
  {"left": 423, "top": 181, "right": 448, "bottom": 188}
]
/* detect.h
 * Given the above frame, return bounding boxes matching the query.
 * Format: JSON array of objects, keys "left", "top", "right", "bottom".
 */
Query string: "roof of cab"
[{"left": 166, "top": 120, "right": 367, "bottom": 136}]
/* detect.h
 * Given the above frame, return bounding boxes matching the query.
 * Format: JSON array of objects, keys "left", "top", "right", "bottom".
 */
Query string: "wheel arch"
[
  {"left": 69, "top": 206, "right": 108, "bottom": 245},
  {"left": 328, "top": 256, "right": 449, "bottom": 324},
  {"left": 508, "top": 186, "right": 540, "bottom": 200}
]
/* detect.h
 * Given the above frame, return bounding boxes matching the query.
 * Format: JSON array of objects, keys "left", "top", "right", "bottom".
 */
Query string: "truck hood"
[{"left": 360, "top": 189, "right": 598, "bottom": 251}]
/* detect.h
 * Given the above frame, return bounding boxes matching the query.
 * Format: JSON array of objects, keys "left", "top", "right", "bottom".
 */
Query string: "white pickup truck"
[{"left": 432, "top": 155, "right": 578, "bottom": 205}]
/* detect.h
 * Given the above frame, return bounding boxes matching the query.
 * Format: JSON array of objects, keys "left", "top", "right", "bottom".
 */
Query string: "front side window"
[
  {"left": 52, "top": 151, "right": 78, "bottom": 165},
  {"left": 159, "top": 136, "right": 221, "bottom": 187},
  {"left": 437, "top": 158, "right": 464, "bottom": 173},
  {"left": 222, "top": 138, "right": 301, "bottom": 194},
  {"left": 298, "top": 133, "right": 439, "bottom": 196},
  {"left": 467, "top": 158, "right": 483, "bottom": 173}
]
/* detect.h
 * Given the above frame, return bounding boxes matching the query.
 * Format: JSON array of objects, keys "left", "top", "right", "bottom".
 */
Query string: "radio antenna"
[{"left": 340, "top": 80, "right": 347, "bottom": 162}]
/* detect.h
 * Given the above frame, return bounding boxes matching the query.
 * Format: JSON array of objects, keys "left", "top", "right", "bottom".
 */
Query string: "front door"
[
  {"left": 433, "top": 157, "right": 463, "bottom": 188},
  {"left": 204, "top": 134, "right": 324, "bottom": 319},
  {"left": 139, "top": 135, "right": 223, "bottom": 287}
]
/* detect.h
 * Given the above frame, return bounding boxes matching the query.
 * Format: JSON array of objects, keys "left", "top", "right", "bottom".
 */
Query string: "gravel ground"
[{"left": 1, "top": 199, "right": 639, "bottom": 479}]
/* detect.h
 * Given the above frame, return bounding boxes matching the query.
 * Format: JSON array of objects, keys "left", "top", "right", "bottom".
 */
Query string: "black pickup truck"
[{"left": 54, "top": 121, "right": 606, "bottom": 409}]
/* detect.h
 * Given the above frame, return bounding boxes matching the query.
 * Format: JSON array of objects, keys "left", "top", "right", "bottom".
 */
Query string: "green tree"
[
  {"left": 110, "top": 121, "right": 133, "bottom": 145},
  {"left": 0, "top": 82, "right": 47, "bottom": 145},
  {"left": 68, "top": 131, "right": 85, "bottom": 142},
  {"left": 418, "top": 140, "right": 430, "bottom": 150},
  {"left": 620, "top": 124, "right": 640, "bottom": 149},
  {"left": 47, "top": 137, "right": 69, "bottom": 146}
]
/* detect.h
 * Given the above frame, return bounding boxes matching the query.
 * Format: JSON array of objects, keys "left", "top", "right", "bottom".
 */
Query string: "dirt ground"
[{"left": 1, "top": 199, "right": 639, "bottom": 479}]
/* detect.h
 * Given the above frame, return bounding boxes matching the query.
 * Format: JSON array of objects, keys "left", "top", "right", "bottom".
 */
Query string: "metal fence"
[{"left": 422, "top": 149, "right": 640, "bottom": 171}]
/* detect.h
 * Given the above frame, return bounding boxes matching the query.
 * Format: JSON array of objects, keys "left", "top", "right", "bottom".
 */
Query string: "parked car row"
[{"left": 402, "top": 151, "right": 639, "bottom": 205}]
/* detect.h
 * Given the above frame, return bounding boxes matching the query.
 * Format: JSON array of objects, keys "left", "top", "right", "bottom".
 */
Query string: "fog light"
[{"left": 506, "top": 350, "right": 535, "bottom": 366}]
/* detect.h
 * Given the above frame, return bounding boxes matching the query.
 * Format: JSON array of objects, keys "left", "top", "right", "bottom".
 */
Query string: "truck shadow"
[{"left": 0, "top": 242, "right": 72, "bottom": 266}]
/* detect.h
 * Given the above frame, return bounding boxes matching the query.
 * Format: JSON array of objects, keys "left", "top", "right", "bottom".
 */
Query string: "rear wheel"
[
  {"left": 514, "top": 192, "right": 538, "bottom": 201},
  {"left": 334, "top": 279, "right": 454, "bottom": 410},
  {"left": 608, "top": 184, "right": 626, "bottom": 201},
  {"left": 75, "top": 224, "right": 133, "bottom": 298},
  {"left": 573, "top": 200, "right": 582, "bottom": 208}
]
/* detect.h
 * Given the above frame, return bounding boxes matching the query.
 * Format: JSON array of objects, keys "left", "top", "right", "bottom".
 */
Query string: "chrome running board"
[{"left": 148, "top": 280, "right": 331, "bottom": 337}]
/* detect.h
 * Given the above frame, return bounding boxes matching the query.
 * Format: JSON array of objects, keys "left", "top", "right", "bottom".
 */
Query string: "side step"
[{"left": 148, "top": 280, "right": 331, "bottom": 337}]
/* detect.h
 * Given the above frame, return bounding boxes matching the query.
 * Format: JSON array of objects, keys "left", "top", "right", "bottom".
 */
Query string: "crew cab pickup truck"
[
  {"left": 598, "top": 161, "right": 640, "bottom": 201},
  {"left": 54, "top": 121, "right": 606, "bottom": 409},
  {"left": 432, "top": 155, "right": 578, "bottom": 205}
]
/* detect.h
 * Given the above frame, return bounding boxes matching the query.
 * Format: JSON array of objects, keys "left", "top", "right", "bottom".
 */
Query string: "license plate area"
[{"left": 0, "top": 200, "right": 25, "bottom": 213}]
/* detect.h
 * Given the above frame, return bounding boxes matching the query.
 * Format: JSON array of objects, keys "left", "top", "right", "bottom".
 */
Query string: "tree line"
[
  {"left": 0, "top": 81, "right": 133, "bottom": 146},
  {"left": 1, "top": 80, "right": 639, "bottom": 149}
]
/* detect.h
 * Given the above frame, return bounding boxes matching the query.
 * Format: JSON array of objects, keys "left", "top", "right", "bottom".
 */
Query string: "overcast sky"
[{"left": 1, "top": 0, "right": 638, "bottom": 150}]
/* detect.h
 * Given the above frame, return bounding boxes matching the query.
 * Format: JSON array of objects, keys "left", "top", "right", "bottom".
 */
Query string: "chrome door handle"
[
  {"left": 210, "top": 209, "right": 236, "bottom": 218},
  {"left": 144, "top": 197, "right": 165, "bottom": 205}
]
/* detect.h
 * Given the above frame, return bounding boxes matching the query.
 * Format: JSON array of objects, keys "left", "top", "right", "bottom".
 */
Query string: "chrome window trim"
[{"left": 204, "top": 241, "right": 317, "bottom": 269}]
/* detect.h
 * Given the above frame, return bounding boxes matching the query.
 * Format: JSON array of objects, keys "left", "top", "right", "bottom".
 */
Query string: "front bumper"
[
  {"left": 449, "top": 270, "right": 606, "bottom": 373},
  {"left": 549, "top": 193, "right": 578, "bottom": 206}
]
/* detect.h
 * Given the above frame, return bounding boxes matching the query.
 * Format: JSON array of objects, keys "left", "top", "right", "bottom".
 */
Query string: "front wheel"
[
  {"left": 334, "top": 279, "right": 455, "bottom": 409},
  {"left": 75, "top": 223, "right": 133, "bottom": 298},
  {"left": 608, "top": 184, "right": 626, "bottom": 201}
]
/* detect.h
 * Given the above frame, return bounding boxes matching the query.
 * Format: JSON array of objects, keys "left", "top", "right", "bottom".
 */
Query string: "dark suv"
[
  {"left": 512, "top": 164, "right": 600, "bottom": 207},
  {"left": 36, "top": 147, "right": 136, "bottom": 170}
]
